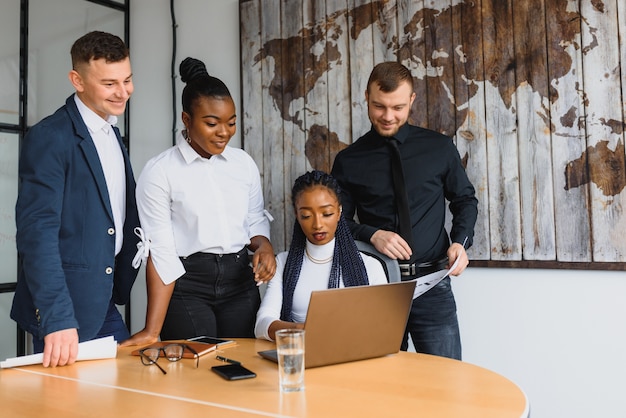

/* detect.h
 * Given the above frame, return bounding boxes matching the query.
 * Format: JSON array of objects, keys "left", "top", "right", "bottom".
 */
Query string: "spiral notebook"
[{"left": 258, "top": 280, "right": 416, "bottom": 368}]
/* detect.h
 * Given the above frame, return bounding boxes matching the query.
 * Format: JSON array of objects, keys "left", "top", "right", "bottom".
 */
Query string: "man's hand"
[
  {"left": 447, "top": 243, "right": 469, "bottom": 276},
  {"left": 43, "top": 328, "right": 79, "bottom": 367},
  {"left": 371, "top": 230, "right": 412, "bottom": 261}
]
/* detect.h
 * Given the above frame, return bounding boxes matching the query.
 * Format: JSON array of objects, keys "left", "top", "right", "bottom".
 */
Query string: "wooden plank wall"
[{"left": 240, "top": 0, "right": 626, "bottom": 269}]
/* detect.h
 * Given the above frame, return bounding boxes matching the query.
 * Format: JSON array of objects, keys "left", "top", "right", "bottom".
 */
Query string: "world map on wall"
[{"left": 252, "top": 0, "right": 625, "bottom": 196}]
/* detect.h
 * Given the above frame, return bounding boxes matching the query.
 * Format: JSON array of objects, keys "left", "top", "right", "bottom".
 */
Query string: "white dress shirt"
[
  {"left": 136, "top": 137, "right": 270, "bottom": 284},
  {"left": 74, "top": 95, "right": 126, "bottom": 255},
  {"left": 254, "top": 238, "right": 388, "bottom": 340}
]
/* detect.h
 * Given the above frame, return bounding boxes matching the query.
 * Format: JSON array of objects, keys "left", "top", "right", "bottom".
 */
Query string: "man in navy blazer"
[{"left": 11, "top": 31, "right": 141, "bottom": 367}]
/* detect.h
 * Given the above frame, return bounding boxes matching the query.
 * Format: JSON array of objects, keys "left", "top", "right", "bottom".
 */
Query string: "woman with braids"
[
  {"left": 121, "top": 57, "right": 276, "bottom": 346},
  {"left": 255, "top": 170, "right": 388, "bottom": 341}
]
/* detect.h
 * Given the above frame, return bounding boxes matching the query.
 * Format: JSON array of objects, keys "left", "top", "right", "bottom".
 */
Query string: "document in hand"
[
  {"left": 411, "top": 256, "right": 460, "bottom": 299},
  {"left": 0, "top": 336, "right": 118, "bottom": 368}
]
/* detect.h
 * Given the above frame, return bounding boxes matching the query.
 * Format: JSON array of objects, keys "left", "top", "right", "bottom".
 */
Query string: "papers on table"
[
  {"left": 411, "top": 256, "right": 460, "bottom": 299},
  {"left": 0, "top": 336, "right": 117, "bottom": 368}
]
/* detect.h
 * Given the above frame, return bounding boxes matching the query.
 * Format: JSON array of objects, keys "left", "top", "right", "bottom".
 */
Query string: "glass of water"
[{"left": 275, "top": 329, "right": 305, "bottom": 392}]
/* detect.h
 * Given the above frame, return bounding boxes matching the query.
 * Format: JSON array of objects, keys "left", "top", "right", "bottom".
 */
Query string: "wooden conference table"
[{"left": 0, "top": 339, "right": 528, "bottom": 417}]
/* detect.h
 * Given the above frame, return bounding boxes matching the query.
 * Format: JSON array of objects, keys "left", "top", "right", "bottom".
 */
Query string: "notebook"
[
  {"left": 258, "top": 280, "right": 416, "bottom": 368},
  {"left": 187, "top": 336, "right": 237, "bottom": 349}
]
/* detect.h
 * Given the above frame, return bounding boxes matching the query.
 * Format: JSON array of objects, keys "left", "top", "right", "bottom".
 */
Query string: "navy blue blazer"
[{"left": 11, "top": 95, "right": 141, "bottom": 342}]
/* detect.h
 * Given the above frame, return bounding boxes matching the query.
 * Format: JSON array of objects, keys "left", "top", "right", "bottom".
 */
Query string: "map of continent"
[{"left": 253, "top": 0, "right": 624, "bottom": 195}]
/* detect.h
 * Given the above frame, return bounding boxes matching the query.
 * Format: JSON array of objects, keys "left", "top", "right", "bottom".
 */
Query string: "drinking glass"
[{"left": 275, "top": 329, "right": 305, "bottom": 392}]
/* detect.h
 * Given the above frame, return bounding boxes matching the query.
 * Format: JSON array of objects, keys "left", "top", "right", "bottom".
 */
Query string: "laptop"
[{"left": 258, "top": 280, "right": 416, "bottom": 368}]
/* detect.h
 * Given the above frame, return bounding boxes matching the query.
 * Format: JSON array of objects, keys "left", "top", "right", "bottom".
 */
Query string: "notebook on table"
[
  {"left": 187, "top": 336, "right": 237, "bottom": 349},
  {"left": 258, "top": 280, "right": 416, "bottom": 368}
]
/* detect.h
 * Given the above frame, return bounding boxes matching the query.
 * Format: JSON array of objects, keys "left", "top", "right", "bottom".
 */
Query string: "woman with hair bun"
[
  {"left": 122, "top": 57, "right": 276, "bottom": 346},
  {"left": 254, "top": 170, "right": 388, "bottom": 341}
]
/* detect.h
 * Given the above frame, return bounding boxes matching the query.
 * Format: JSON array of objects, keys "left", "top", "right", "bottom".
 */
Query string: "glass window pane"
[
  {"left": 28, "top": 0, "right": 125, "bottom": 127},
  {"left": 0, "top": 132, "right": 18, "bottom": 284},
  {"left": 0, "top": 292, "right": 18, "bottom": 360},
  {"left": 0, "top": 1, "right": 21, "bottom": 125}
]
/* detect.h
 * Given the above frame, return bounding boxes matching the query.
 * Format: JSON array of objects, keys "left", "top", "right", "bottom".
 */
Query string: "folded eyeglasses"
[{"left": 139, "top": 343, "right": 199, "bottom": 374}]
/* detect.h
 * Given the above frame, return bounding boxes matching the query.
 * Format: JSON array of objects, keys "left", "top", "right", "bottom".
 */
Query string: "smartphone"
[
  {"left": 187, "top": 336, "right": 234, "bottom": 346},
  {"left": 211, "top": 364, "right": 257, "bottom": 381}
]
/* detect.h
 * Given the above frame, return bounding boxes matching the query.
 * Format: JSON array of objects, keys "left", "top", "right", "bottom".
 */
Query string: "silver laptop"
[{"left": 258, "top": 280, "right": 416, "bottom": 368}]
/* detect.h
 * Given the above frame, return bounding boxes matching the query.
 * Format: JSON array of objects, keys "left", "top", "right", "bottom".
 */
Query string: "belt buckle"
[
  {"left": 400, "top": 257, "right": 448, "bottom": 278},
  {"left": 399, "top": 263, "right": 417, "bottom": 277}
]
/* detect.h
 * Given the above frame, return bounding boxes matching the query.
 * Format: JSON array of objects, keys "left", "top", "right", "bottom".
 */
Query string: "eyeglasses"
[{"left": 139, "top": 344, "right": 199, "bottom": 374}]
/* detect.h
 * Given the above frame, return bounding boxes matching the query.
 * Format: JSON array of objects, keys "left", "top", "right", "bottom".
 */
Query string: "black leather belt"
[
  {"left": 182, "top": 247, "right": 248, "bottom": 261},
  {"left": 398, "top": 256, "right": 449, "bottom": 278}
]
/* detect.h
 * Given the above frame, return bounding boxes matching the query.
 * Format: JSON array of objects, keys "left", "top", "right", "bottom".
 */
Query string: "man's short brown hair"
[
  {"left": 366, "top": 61, "right": 414, "bottom": 93},
  {"left": 70, "top": 31, "right": 129, "bottom": 70}
]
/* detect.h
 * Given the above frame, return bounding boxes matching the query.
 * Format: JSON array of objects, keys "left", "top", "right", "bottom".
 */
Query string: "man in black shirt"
[{"left": 331, "top": 62, "right": 478, "bottom": 359}]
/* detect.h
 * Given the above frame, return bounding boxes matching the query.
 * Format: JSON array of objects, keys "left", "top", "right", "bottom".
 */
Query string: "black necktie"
[{"left": 388, "top": 138, "right": 413, "bottom": 251}]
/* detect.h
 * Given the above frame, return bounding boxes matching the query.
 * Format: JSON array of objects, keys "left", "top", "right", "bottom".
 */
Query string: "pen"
[{"left": 216, "top": 355, "right": 241, "bottom": 365}]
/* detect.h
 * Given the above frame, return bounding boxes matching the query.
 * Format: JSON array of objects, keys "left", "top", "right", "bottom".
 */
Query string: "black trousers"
[{"left": 160, "top": 249, "right": 261, "bottom": 340}]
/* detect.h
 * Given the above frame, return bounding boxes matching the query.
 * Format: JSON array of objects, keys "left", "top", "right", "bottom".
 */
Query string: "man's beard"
[{"left": 373, "top": 123, "right": 399, "bottom": 138}]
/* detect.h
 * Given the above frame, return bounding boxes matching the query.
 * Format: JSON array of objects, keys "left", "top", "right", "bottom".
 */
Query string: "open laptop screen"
[{"left": 258, "top": 280, "right": 415, "bottom": 368}]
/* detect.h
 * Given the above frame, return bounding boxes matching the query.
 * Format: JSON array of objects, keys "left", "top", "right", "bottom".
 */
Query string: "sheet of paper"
[
  {"left": 411, "top": 256, "right": 460, "bottom": 299},
  {"left": 0, "top": 336, "right": 117, "bottom": 368}
]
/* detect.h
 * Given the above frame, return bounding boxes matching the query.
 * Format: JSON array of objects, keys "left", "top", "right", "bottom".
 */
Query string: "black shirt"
[{"left": 331, "top": 123, "right": 478, "bottom": 263}]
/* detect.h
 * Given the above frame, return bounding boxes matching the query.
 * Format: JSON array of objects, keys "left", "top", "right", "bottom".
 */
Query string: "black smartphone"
[
  {"left": 211, "top": 364, "right": 256, "bottom": 381},
  {"left": 187, "top": 336, "right": 234, "bottom": 346}
]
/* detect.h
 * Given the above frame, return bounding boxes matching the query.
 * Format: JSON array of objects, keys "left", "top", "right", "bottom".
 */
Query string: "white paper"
[
  {"left": 411, "top": 256, "right": 460, "bottom": 299},
  {"left": 0, "top": 336, "right": 117, "bottom": 368}
]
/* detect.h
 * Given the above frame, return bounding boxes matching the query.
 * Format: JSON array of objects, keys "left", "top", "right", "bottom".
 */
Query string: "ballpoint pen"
[{"left": 216, "top": 355, "right": 241, "bottom": 365}]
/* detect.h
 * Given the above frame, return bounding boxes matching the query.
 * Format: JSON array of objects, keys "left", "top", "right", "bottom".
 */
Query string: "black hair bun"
[{"left": 179, "top": 57, "right": 209, "bottom": 83}]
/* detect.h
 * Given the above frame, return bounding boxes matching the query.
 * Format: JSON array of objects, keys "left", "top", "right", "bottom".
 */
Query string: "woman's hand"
[
  {"left": 249, "top": 236, "right": 277, "bottom": 285},
  {"left": 268, "top": 320, "right": 304, "bottom": 341},
  {"left": 119, "top": 329, "right": 159, "bottom": 347},
  {"left": 118, "top": 257, "right": 173, "bottom": 347}
]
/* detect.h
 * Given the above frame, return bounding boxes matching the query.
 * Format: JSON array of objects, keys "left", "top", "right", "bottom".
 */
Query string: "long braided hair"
[{"left": 280, "top": 170, "right": 369, "bottom": 322}]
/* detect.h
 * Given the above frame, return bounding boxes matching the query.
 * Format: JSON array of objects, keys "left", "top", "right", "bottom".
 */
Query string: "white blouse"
[{"left": 136, "top": 138, "right": 270, "bottom": 284}]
